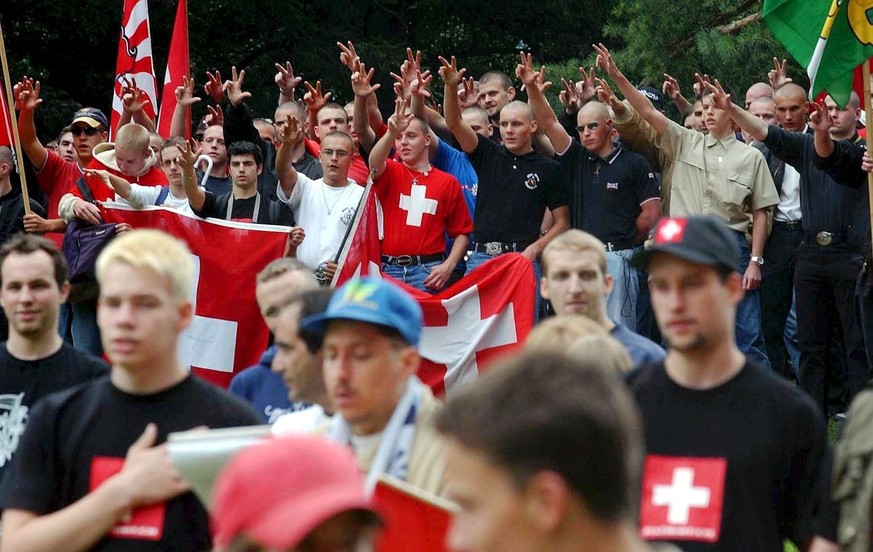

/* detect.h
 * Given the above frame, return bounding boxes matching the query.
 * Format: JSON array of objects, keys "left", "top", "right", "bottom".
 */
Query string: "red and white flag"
[
  {"left": 156, "top": 0, "right": 189, "bottom": 139},
  {"left": 406, "top": 254, "right": 536, "bottom": 397},
  {"left": 0, "top": 81, "right": 12, "bottom": 147},
  {"left": 101, "top": 203, "right": 291, "bottom": 388},
  {"left": 110, "top": 0, "right": 159, "bottom": 137},
  {"left": 332, "top": 179, "right": 382, "bottom": 286}
]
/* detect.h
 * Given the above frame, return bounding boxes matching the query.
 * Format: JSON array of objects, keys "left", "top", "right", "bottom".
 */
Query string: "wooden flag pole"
[
  {"left": 0, "top": 19, "right": 31, "bottom": 215},
  {"left": 864, "top": 61, "right": 873, "bottom": 249}
]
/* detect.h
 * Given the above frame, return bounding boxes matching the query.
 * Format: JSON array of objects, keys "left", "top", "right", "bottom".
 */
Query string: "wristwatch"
[{"left": 750, "top": 256, "right": 764, "bottom": 266}]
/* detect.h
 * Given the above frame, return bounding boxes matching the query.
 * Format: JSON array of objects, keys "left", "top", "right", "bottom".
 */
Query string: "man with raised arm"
[
  {"left": 593, "top": 44, "right": 777, "bottom": 370},
  {"left": 518, "top": 53, "right": 659, "bottom": 330},
  {"left": 368, "top": 98, "right": 472, "bottom": 293}
]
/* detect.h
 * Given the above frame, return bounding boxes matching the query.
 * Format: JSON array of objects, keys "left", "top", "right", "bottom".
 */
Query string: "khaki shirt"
[{"left": 660, "top": 120, "right": 779, "bottom": 233}]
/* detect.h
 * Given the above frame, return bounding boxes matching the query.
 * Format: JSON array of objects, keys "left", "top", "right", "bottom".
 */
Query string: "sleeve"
[
  {"left": 57, "top": 193, "right": 78, "bottom": 223},
  {"left": 658, "top": 119, "right": 687, "bottom": 161},
  {"left": 749, "top": 149, "right": 780, "bottom": 211},
  {"left": 466, "top": 134, "right": 498, "bottom": 172},
  {"left": 445, "top": 176, "right": 474, "bottom": 237},
  {"left": 276, "top": 172, "right": 312, "bottom": 211},
  {"left": 223, "top": 101, "right": 268, "bottom": 161},
  {"left": 0, "top": 398, "right": 63, "bottom": 514},
  {"left": 543, "top": 162, "right": 569, "bottom": 211},
  {"left": 763, "top": 125, "right": 808, "bottom": 168},
  {"left": 632, "top": 155, "right": 661, "bottom": 204},
  {"left": 123, "top": 184, "right": 163, "bottom": 207},
  {"left": 33, "top": 150, "right": 65, "bottom": 195},
  {"left": 192, "top": 191, "right": 219, "bottom": 218},
  {"left": 555, "top": 139, "right": 582, "bottom": 170},
  {"left": 813, "top": 139, "right": 866, "bottom": 189},
  {"left": 612, "top": 100, "right": 665, "bottom": 171}
]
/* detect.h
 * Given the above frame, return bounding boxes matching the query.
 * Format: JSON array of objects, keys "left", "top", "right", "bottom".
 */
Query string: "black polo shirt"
[
  {"left": 467, "top": 134, "right": 568, "bottom": 244},
  {"left": 557, "top": 140, "right": 659, "bottom": 246}
]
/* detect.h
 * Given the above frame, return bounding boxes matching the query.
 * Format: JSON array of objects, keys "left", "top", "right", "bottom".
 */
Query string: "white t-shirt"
[
  {"left": 119, "top": 185, "right": 195, "bottom": 216},
  {"left": 276, "top": 175, "right": 363, "bottom": 269},
  {"left": 271, "top": 405, "right": 331, "bottom": 434}
]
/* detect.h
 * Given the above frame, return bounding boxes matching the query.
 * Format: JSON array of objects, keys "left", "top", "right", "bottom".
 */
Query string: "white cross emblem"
[
  {"left": 419, "top": 284, "right": 517, "bottom": 396},
  {"left": 652, "top": 467, "right": 712, "bottom": 525},
  {"left": 399, "top": 184, "right": 438, "bottom": 227},
  {"left": 658, "top": 219, "right": 684, "bottom": 242}
]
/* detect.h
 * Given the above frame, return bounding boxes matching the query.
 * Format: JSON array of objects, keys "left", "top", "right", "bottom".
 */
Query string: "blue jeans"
[
  {"left": 606, "top": 247, "right": 642, "bottom": 331},
  {"left": 466, "top": 251, "right": 542, "bottom": 321},
  {"left": 382, "top": 259, "right": 444, "bottom": 294},
  {"left": 784, "top": 292, "right": 801, "bottom": 377},
  {"left": 733, "top": 231, "right": 770, "bottom": 370},
  {"left": 70, "top": 299, "right": 104, "bottom": 357}
]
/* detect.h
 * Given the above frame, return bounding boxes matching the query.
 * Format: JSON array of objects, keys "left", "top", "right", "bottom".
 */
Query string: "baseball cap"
[
  {"left": 630, "top": 215, "right": 740, "bottom": 272},
  {"left": 212, "top": 435, "right": 380, "bottom": 549},
  {"left": 194, "top": 115, "right": 210, "bottom": 137},
  {"left": 639, "top": 86, "right": 666, "bottom": 112},
  {"left": 301, "top": 277, "right": 423, "bottom": 346},
  {"left": 70, "top": 107, "right": 109, "bottom": 130}
]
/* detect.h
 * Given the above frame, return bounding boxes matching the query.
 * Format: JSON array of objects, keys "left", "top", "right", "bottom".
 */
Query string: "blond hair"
[
  {"left": 96, "top": 229, "right": 193, "bottom": 305},
  {"left": 542, "top": 229, "right": 607, "bottom": 276},
  {"left": 525, "top": 315, "right": 607, "bottom": 352},
  {"left": 568, "top": 334, "right": 634, "bottom": 374},
  {"left": 115, "top": 123, "right": 151, "bottom": 153}
]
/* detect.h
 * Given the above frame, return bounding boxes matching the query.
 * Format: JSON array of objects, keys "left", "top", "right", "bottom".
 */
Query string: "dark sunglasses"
[
  {"left": 575, "top": 122, "right": 600, "bottom": 132},
  {"left": 71, "top": 126, "right": 103, "bottom": 136}
]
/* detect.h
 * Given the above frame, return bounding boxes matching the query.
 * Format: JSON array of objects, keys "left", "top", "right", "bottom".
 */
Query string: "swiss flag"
[
  {"left": 0, "top": 83, "right": 11, "bottom": 147},
  {"left": 404, "top": 254, "right": 536, "bottom": 397},
  {"left": 101, "top": 203, "right": 291, "bottom": 388},
  {"left": 373, "top": 475, "right": 454, "bottom": 552},
  {"left": 110, "top": 0, "right": 159, "bottom": 137},
  {"left": 156, "top": 0, "right": 189, "bottom": 139},
  {"left": 91, "top": 456, "right": 166, "bottom": 540},
  {"left": 639, "top": 455, "right": 727, "bottom": 543},
  {"left": 332, "top": 179, "right": 381, "bottom": 286}
]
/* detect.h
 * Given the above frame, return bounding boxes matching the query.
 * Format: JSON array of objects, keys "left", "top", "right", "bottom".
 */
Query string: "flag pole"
[
  {"left": 864, "top": 61, "right": 873, "bottom": 248},
  {"left": 0, "top": 19, "right": 32, "bottom": 215}
]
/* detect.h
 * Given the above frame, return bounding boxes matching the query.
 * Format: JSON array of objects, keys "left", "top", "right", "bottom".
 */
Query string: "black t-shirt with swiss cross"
[
  {"left": 557, "top": 140, "right": 660, "bottom": 245},
  {"left": 467, "top": 134, "right": 568, "bottom": 244},
  {"left": 625, "top": 361, "right": 826, "bottom": 551}
]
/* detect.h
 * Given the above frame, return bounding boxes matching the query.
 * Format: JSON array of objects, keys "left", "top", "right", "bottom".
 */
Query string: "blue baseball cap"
[
  {"left": 71, "top": 107, "right": 109, "bottom": 130},
  {"left": 300, "top": 278, "right": 423, "bottom": 346}
]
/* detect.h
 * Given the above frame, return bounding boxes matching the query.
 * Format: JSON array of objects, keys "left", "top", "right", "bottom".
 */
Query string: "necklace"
[
  {"left": 402, "top": 163, "right": 432, "bottom": 186},
  {"left": 321, "top": 182, "right": 352, "bottom": 215}
]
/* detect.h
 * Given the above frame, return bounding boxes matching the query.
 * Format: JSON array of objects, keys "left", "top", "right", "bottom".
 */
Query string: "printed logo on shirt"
[
  {"left": 606, "top": 182, "right": 619, "bottom": 191},
  {"left": 0, "top": 393, "right": 27, "bottom": 467},
  {"left": 90, "top": 456, "right": 166, "bottom": 541},
  {"left": 654, "top": 218, "right": 688, "bottom": 245},
  {"left": 340, "top": 206, "right": 355, "bottom": 225},
  {"left": 639, "top": 455, "right": 727, "bottom": 543},
  {"left": 524, "top": 173, "right": 540, "bottom": 190}
]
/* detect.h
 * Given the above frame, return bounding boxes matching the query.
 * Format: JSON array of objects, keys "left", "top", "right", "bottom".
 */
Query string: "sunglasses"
[
  {"left": 575, "top": 122, "right": 600, "bottom": 132},
  {"left": 71, "top": 126, "right": 103, "bottom": 137}
]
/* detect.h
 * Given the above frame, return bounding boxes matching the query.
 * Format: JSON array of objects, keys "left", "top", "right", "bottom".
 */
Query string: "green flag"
[{"left": 763, "top": 0, "right": 873, "bottom": 107}]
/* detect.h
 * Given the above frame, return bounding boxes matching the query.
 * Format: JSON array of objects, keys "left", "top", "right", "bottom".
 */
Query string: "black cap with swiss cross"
[{"left": 630, "top": 215, "right": 740, "bottom": 272}]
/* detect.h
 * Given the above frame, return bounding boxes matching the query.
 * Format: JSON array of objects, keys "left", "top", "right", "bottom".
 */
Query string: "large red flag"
[
  {"left": 100, "top": 203, "right": 291, "bottom": 388},
  {"left": 332, "top": 179, "right": 382, "bottom": 286},
  {"left": 110, "top": 0, "right": 159, "bottom": 137},
  {"left": 157, "top": 0, "right": 189, "bottom": 139},
  {"left": 0, "top": 80, "right": 11, "bottom": 147}
]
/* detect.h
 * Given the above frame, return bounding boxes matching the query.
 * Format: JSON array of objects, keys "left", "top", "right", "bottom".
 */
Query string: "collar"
[
  {"left": 704, "top": 132, "right": 737, "bottom": 148},
  {"left": 587, "top": 145, "right": 622, "bottom": 164}
]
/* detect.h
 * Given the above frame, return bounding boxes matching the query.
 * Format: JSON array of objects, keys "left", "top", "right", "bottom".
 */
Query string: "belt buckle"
[
  {"left": 816, "top": 231, "right": 832, "bottom": 246},
  {"left": 396, "top": 255, "right": 414, "bottom": 266},
  {"left": 485, "top": 242, "right": 503, "bottom": 255}
]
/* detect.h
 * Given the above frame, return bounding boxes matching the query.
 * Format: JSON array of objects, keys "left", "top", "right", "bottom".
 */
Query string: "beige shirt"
[{"left": 659, "top": 120, "right": 779, "bottom": 233}]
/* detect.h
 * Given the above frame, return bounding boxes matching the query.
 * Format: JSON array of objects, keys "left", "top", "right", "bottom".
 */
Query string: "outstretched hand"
[
  {"left": 175, "top": 75, "right": 200, "bottom": 107},
  {"left": 438, "top": 55, "right": 466, "bottom": 88},
  {"left": 274, "top": 61, "right": 302, "bottom": 97},
  {"left": 337, "top": 41, "right": 361, "bottom": 72},
  {"left": 458, "top": 76, "right": 478, "bottom": 109},
  {"left": 768, "top": 57, "right": 793, "bottom": 90},
  {"left": 278, "top": 113, "right": 302, "bottom": 146},
  {"left": 662, "top": 73, "right": 682, "bottom": 100},
  {"left": 204, "top": 70, "right": 225, "bottom": 104},
  {"left": 592, "top": 43, "right": 619, "bottom": 77},
  {"left": 303, "top": 80, "right": 332, "bottom": 114},
  {"left": 224, "top": 66, "right": 252, "bottom": 107},
  {"left": 15, "top": 77, "right": 42, "bottom": 112},
  {"left": 807, "top": 100, "right": 831, "bottom": 133},
  {"left": 703, "top": 78, "right": 733, "bottom": 112},
  {"left": 351, "top": 62, "right": 382, "bottom": 98},
  {"left": 387, "top": 97, "right": 413, "bottom": 136},
  {"left": 594, "top": 77, "right": 625, "bottom": 114}
]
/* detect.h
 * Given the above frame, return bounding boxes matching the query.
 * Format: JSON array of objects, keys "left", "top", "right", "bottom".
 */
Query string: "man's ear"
[
  {"left": 523, "top": 471, "right": 570, "bottom": 533},
  {"left": 257, "top": 163, "right": 264, "bottom": 175},
  {"left": 507, "top": 87, "right": 517, "bottom": 101}
]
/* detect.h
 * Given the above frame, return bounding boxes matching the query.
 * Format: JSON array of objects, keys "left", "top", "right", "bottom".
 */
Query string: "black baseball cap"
[
  {"left": 71, "top": 108, "right": 109, "bottom": 130},
  {"left": 639, "top": 86, "right": 666, "bottom": 112},
  {"left": 630, "top": 215, "right": 740, "bottom": 272}
]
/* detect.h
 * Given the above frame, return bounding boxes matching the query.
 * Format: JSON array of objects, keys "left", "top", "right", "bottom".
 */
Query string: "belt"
[
  {"left": 605, "top": 240, "right": 635, "bottom": 252},
  {"left": 774, "top": 220, "right": 802, "bottom": 231},
  {"left": 380, "top": 253, "right": 445, "bottom": 266},
  {"left": 804, "top": 231, "right": 847, "bottom": 246},
  {"left": 471, "top": 240, "right": 535, "bottom": 255}
]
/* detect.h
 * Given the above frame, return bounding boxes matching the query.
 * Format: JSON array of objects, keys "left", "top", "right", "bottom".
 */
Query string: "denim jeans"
[
  {"left": 606, "top": 247, "right": 642, "bottom": 332},
  {"left": 70, "top": 298, "right": 104, "bottom": 357},
  {"left": 466, "top": 251, "right": 542, "bottom": 321},
  {"left": 382, "top": 259, "right": 444, "bottom": 294},
  {"left": 733, "top": 231, "right": 771, "bottom": 370}
]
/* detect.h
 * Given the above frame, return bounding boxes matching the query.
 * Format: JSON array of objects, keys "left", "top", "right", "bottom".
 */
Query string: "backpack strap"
[
  {"left": 75, "top": 176, "right": 95, "bottom": 204},
  {"left": 155, "top": 186, "right": 170, "bottom": 206}
]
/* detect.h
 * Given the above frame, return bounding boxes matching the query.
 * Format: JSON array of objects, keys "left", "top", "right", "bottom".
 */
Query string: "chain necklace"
[
  {"left": 402, "top": 163, "right": 432, "bottom": 186},
  {"left": 321, "top": 181, "right": 352, "bottom": 215}
]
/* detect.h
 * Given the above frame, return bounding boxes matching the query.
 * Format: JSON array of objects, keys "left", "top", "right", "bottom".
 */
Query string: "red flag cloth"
[
  {"left": 0, "top": 82, "right": 11, "bottom": 147},
  {"left": 100, "top": 203, "right": 291, "bottom": 388},
  {"left": 110, "top": 0, "right": 159, "bottom": 137},
  {"left": 373, "top": 475, "right": 454, "bottom": 552},
  {"left": 408, "top": 253, "right": 536, "bottom": 397},
  {"left": 332, "top": 181, "right": 382, "bottom": 286},
  {"left": 156, "top": 0, "right": 189, "bottom": 139}
]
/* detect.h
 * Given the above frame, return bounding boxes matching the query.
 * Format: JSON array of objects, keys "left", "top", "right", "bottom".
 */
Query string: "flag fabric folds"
[
  {"left": 157, "top": 0, "right": 189, "bottom": 139},
  {"left": 110, "top": 0, "right": 159, "bottom": 136},
  {"left": 100, "top": 203, "right": 291, "bottom": 388},
  {"left": 763, "top": 0, "right": 873, "bottom": 107}
]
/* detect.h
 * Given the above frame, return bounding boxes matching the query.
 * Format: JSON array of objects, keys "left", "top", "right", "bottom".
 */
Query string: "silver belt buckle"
[
  {"left": 396, "top": 255, "right": 414, "bottom": 266},
  {"left": 816, "top": 231, "right": 832, "bottom": 246},
  {"left": 485, "top": 242, "right": 503, "bottom": 255}
]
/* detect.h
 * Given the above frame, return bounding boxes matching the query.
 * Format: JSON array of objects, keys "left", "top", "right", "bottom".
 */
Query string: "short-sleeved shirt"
[
  {"left": 277, "top": 174, "right": 364, "bottom": 269},
  {"left": 433, "top": 139, "right": 477, "bottom": 221},
  {"left": 306, "top": 139, "right": 370, "bottom": 185},
  {"left": 557, "top": 141, "right": 660, "bottom": 245},
  {"left": 660, "top": 121, "right": 779, "bottom": 233},
  {"left": 374, "top": 159, "right": 473, "bottom": 256},
  {"left": 194, "top": 191, "right": 294, "bottom": 226},
  {"left": 34, "top": 151, "right": 81, "bottom": 248},
  {"left": 197, "top": 171, "right": 233, "bottom": 196},
  {"left": 467, "top": 134, "right": 568, "bottom": 244}
]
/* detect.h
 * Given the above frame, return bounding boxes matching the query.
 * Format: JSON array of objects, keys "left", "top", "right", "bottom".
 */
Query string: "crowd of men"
[{"left": 0, "top": 38, "right": 871, "bottom": 550}]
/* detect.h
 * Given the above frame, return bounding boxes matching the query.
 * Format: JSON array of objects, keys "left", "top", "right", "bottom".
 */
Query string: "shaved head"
[
  {"left": 774, "top": 82, "right": 806, "bottom": 102},
  {"left": 744, "top": 82, "right": 773, "bottom": 107},
  {"left": 500, "top": 100, "right": 534, "bottom": 123},
  {"left": 579, "top": 101, "right": 610, "bottom": 121}
]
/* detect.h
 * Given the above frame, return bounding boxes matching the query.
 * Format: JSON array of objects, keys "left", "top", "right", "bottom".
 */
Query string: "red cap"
[{"left": 212, "top": 435, "right": 378, "bottom": 548}]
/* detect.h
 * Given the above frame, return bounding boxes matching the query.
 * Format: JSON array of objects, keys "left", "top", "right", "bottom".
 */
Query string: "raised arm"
[
  {"left": 809, "top": 101, "right": 835, "bottom": 159},
  {"left": 662, "top": 73, "right": 692, "bottom": 117},
  {"left": 516, "top": 52, "right": 571, "bottom": 154},
  {"left": 303, "top": 81, "right": 331, "bottom": 142},
  {"left": 408, "top": 70, "right": 442, "bottom": 159},
  {"left": 169, "top": 76, "right": 200, "bottom": 139},
  {"left": 274, "top": 61, "right": 301, "bottom": 105},
  {"left": 350, "top": 63, "right": 380, "bottom": 152},
  {"left": 275, "top": 114, "right": 303, "bottom": 198},
  {"left": 706, "top": 80, "right": 769, "bottom": 142},
  {"left": 14, "top": 77, "right": 49, "bottom": 171},
  {"left": 178, "top": 141, "right": 206, "bottom": 211},
  {"left": 593, "top": 43, "right": 670, "bottom": 136},
  {"left": 439, "top": 56, "right": 478, "bottom": 153},
  {"left": 369, "top": 98, "right": 411, "bottom": 181},
  {"left": 119, "top": 79, "right": 156, "bottom": 133},
  {"left": 82, "top": 169, "right": 130, "bottom": 200}
]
